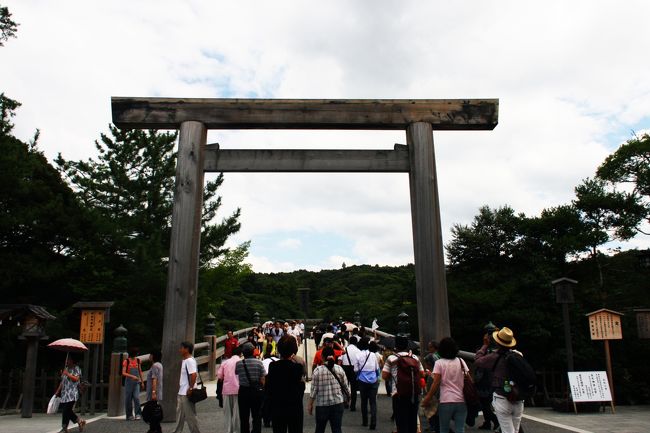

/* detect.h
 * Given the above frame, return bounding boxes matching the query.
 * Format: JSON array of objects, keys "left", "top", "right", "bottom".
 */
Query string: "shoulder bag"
[
  {"left": 326, "top": 366, "right": 351, "bottom": 408},
  {"left": 242, "top": 359, "right": 265, "bottom": 398},
  {"left": 186, "top": 362, "right": 207, "bottom": 404},
  {"left": 459, "top": 358, "right": 480, "bottom": 409}
]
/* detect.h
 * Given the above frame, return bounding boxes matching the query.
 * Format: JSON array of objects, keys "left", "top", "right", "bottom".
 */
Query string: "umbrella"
[
  {"left": 48, "top": 338, "right": 88, "bottom": 353},
  {"left": 48, "top": 338, "right": 88, "bottom": 368},
  {"left": 344, "top": 322, "right": 358, "bottom": 331},
  {"left": 262, "top": 321, "right": 274, "bottom": 328}
]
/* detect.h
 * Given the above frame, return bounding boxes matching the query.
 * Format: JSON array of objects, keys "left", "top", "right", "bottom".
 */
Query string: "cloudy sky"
[{"left": 2, "top": 1, "right": 649, "bottom": 272}]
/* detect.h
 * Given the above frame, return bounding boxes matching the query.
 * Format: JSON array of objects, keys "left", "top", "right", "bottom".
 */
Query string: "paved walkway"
[
  {"left": 523, "top": 406, "right": 650, "bottom": 433},
  {"left": 1, "top": 339, "right": 647, "bottom": 433},
  {"left": 5, "top": 394, "right": 648, "bottom": 433}
]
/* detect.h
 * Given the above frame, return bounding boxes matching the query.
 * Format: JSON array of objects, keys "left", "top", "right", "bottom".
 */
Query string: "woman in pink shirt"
[
  {"left": 218, "top": 346, "right": 241, "bottom": 433},
  {"left": 422, "top": 337, "right": 468, "bottom": 433}
]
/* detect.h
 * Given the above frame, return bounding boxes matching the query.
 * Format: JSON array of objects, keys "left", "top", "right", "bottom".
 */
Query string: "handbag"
[
  {"left": 47, "top": 395, "right": 61, "bottom": 415},
  {"left": 459, "top": 358, "right": 480, "bottom": 408},
  {"left": 186, "top": 363, "right": 207, "bottom": 404},
  {"left": 357, "top": 353, "right": 376, "bottom": 384},
  {"left": 142, "top": 400, "right": 163, "bottom": 424}
]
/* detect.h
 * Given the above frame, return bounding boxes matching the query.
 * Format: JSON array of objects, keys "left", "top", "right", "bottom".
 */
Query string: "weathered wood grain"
[
  {"left": 112, "top": 97, "right": 498, "bottom": 130},
  {"left": 204, "top": 146, "right": 410, "bottom": 172},
  {"left": 407, "top": 122, "right": 451, "bottom": 347},
  {"left": 160, "top": 120, "right": 206, "bottom": 422}
]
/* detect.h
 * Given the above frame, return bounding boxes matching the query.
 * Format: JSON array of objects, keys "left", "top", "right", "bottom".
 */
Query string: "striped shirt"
[
  {"left": 235, "top": 358, "right": 265, "bottom": 387},
  {"left": 310, "top": 364, "right": 350, "bottom": 407}
]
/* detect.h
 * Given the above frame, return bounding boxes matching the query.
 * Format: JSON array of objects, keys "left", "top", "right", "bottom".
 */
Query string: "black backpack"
[{"left": 506, "top": 352, "right": 536, "bottom": 402}]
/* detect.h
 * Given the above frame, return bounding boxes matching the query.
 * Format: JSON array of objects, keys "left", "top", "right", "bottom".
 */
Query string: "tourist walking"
[
  {"left": 218, "top": 346, "right": 242, "bottom": 433},
  {"left": 55, "top": 355, "right": 86, "bottom": 433},
  {"left": 225, "top": 330, "right": 240, "bottom": 359},
  {"left": 474, "top": 332, "right": 499, "bottom": 431},
  {"left": 474, "top": 327, "right": 529, "bottom": 433},
  {"left": 271, "top": 322, "right": 284, "bottom": 343},
  {"left": 122, "top": 347, "right": 144, "bottom": 421},
  {"left": 308, "top": 347, "right": 350, "bottom": 433},
  {"left": 355, "top": 337, "right": 380, "bottom": 430},
  {"left": 173, "top": 341, "right": 201, "bottom": 433},
  {"left": 422, "top": 337, "right": 468, "bottom": 433},
  {"left": 266, "top": 335, "right": 306, "bottom": 433},
  {"left": 382, "top": 336, "right": 424, "bottom": 433},
  {"left": 341, "top": 335, "right": 360, "bottom": 412},
  {"left": 262, "top": 333, "right": 278, "bottom": 359},
  {"left": 145, "top": 350, "right": 163, "bottom": 433},
  {"left": 236, "top": 343, "right": 266, "bottom": 433}
]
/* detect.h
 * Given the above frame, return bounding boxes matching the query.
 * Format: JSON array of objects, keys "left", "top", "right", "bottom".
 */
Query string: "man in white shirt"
[
  {"left": 381, "top": 336, "right": 424, "bottom": 433},
  {"left": 173, "top": 341, "right": 201, "bottom": 433},
  {"left": 288, "top": 322, "right": 301, "bottom": 345},
  {"left": 341, "top": 336, "right": 361, "bottom": 412}
]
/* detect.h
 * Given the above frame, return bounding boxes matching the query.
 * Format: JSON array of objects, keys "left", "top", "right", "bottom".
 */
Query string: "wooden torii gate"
[{"left": 112, "top": 97, "right": 498, "bottom": 419}]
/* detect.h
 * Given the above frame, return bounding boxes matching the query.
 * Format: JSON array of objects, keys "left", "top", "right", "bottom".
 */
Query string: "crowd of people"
[
  {"left": 43, "top": 319, "right": 529, "bottom": 433},
  {"left": 211, "top": 320, "right": 531, "bottom": 433}
]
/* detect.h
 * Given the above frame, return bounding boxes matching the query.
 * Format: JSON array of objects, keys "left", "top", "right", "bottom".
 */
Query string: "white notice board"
[{"left": 568, "top": 371, "right": 612, "bottom": 402}]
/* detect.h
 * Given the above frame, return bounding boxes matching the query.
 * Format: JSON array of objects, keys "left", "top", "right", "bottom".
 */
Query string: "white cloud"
[
  {"left": 246, "top": 254, "right": 297, "bottom": 274},
  {"left": 278, "top": 238, "right": 302, "bottom": 250},
  {"left": 3, "top": 0, "right": 650, "bottom": 272}
]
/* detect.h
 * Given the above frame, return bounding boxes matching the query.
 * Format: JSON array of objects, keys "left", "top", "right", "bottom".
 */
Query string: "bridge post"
[
  {"left": 407, "top": 122, "right": 451, "bottom": 348},
  {"left": 160, "top": 120, "right": 207, "bottom": 421},
  {"left": 107, "top": 325, "right": 127, "bottom": 417},
  {"left": 204, "top": 314, "right": 217, "bottom": 381}
]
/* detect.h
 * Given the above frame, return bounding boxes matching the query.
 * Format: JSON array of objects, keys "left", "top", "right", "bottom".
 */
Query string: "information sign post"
[
  {"left": 585, "top": 308, "right": 623, "bottom": 409},
  {"left": 72, "top": 301, "right": 113, "bottom": 415}
]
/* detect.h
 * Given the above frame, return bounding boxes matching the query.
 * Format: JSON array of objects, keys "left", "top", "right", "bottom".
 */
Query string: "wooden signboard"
[
  {"left": 80, "top": 310, "right": 105, "bottom": 344},
  {"left": 587, "top": 309, "right": 623, "bottom": 340},
  {"left": 568, "top": 371, "right": 614, "bottom": 414},
  {"left": 585, "top": 308, "right": 624, "bottom": 409},
  {"left": 635, "top": 309, "right": 650, "bottom": 339}
]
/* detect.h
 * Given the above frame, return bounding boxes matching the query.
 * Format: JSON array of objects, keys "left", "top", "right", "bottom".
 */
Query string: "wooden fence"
[
  {"left": 0, "top": 369, "right": 60, "bottom": 415},
  {"left": 106, "top": 326, "right": 254, "bottom": 416},
  {"left": 2, "top": 326, "right": 254, "bottom": 415}
]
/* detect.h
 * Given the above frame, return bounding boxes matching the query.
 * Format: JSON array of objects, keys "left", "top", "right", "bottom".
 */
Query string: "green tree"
[
  {"left": 523, "top": 204, "right": 592, "bottom": 266},
  {"left": 0, "top": 99, "right": 86, "bottom": 318},
  {"left": 0, "top": 93, "right": 20, "bottom": 135},
  {"left": 597, "top": 133, "right": 650, "bottom": 234},
  {"left": 573, "top": 177, "right": 646, "bottom": 253},
  {"left": 0, "top": 4, "right": 18, "bottom": 46},
  {"left": 55, "top": 125, "right": 242, "bottom": 343},
  {"left": 198, "top": 242, "right": 253, "bottom": 333},
  {"left": 446, "top": 205, "right": 524, "bottom": 268}
]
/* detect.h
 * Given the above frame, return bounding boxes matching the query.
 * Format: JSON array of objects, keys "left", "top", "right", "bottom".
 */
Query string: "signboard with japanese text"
[
  {"left": 79, "top": 310, "right": 105, "bottom": 344},
  {"left": 587, "top": 310, "right": 623, "bottom": 340},
  {"left": 568, "top": 371, "right": 613, "bottom": 403}
]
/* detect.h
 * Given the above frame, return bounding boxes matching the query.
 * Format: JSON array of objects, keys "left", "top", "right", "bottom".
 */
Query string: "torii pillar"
[{"left": 111, "top": 97, "right": 498, "bottom": 420}]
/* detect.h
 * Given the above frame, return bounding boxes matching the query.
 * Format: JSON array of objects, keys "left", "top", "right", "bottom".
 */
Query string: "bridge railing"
[
  {"left": 107, "top": 325, "right": 254, "bottom": 417},
  {"left": 363, "top": 326, "right": 476, "bottom": 362}
]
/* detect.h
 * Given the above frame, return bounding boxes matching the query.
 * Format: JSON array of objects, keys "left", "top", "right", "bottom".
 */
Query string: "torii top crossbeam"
[{"left": 111, "top": 97, "right": 498, "bottom": 130}]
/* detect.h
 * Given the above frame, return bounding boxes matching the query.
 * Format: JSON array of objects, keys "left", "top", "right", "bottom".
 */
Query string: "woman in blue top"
[
  {"left": 355, "top": 337, "right": 380, "bottom": 430},
  {"left": 55, "top": 356, "right": 86, "bottom": 432}
]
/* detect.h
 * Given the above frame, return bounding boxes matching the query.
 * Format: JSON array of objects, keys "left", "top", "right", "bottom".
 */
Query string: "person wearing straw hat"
[{"left": 474, "top": 327, "right": 524, "bottom": 433}]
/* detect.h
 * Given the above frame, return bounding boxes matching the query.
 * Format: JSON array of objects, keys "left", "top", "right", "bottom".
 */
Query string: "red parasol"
[{"left": 48, "top": 338, "right": 88, "bottom": 353}]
